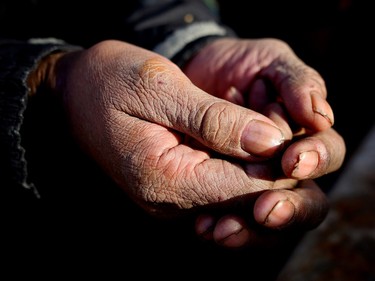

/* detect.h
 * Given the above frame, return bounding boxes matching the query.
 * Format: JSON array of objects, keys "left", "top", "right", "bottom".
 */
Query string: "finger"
[
  {"left": 254, "top": 179, "right": 329, "bottom": 229},
  {"left": 259, "top": 45, "right": 334, "bottom": 131},
  {"left": 262, "top": 102, "right": 293, "bottom": 144},
  {"left": 195, "top": 179, "right": 328, "bottom": 248},
  {"left": 195, "top": 214, "right": 254, "bottom": 248},
  {"left": 281, "top": 128, "right": 346, "bottom": 179},
  {"left": 121, "top": 54, "right": 285, "bottom": 160},
  {"left": 196, "top": 214, "right": 285, "bottom": 248},
  {"left": 247, "top": 78, "right": 275, "bottom": 112},
  {"left": 112, "top": 114, "right": 282, "bottom": 217},
  {"left": 223, "top": 86, "right": 245, "bottom": 106}
]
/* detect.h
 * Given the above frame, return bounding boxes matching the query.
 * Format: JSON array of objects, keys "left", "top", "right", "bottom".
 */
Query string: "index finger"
[{"left": 259, "top": 43, "right": 334, "bottom": 132}]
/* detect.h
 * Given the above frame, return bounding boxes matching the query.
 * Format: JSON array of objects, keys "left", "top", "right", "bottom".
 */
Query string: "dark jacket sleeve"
[
  {"left": 121, "top": 0, "right": 237, "bottom": 67},
  {"left": 0, "top": 38, "right": 81, "bottom": 200}
]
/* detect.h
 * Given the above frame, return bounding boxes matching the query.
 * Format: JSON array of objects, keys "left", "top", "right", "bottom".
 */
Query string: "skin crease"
[
  {"left": 55, "top": 41, "right": 287, "bottom": 212},
  {"left": 49, "top": 39, "right": 345, "bottom": 249},
  {"left": 183, "top": 38, "right": 345, "bottom": 248}
]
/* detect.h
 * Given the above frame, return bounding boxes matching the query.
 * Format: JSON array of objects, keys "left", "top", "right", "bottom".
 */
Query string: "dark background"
[{"left": 3, "top": 1, "right": 373, "bottom": 280}]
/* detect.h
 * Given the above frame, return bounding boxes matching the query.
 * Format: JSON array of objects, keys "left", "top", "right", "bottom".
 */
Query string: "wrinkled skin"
[
  {"left": 52, "top": 39, "right": 345, "bottom": 248},
  {"left": 184, "top": 38, "right": 345, "bottom": 247}
]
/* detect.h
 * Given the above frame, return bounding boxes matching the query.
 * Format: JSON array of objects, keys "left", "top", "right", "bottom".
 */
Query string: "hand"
[
  {"left": 194, "top": 130, "right": 344, "bottom": 248},
  {"left": 184, "top": 37, "right": 346, "bottom": 247},
  {"left": 49, "top": 40, "right": 345, "bottom": 250},
  {"left": 183, "top": 37, "right": 334, "bottom": 133},
  {"left": 52, "top": 40, "right": 292, "bottom": 218}
]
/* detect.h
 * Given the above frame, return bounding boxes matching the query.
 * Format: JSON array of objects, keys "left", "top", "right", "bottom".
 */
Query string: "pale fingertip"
[
  {"left": 263, "top": 200, "right": 295, "bottom": 228},
  {"left": 213, "top": 217, "right": 251, "bottom": 248},
  {"left": 254, "top": 191, "right": 295, "bottom": 228},
  {"left": 291, "top": 151, "right": 319, "bottom": 179}
]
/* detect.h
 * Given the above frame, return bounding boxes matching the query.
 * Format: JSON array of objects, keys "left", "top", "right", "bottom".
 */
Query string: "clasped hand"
[{"left": 50, "top": 39, "right": 345, "bottom": 248}]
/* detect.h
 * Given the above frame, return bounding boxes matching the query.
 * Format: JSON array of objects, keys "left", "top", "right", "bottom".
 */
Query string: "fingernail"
[
  {"left": 241, "top": 120, "right": 284, "bottom": 158},
  {"left": 311, "top": 91, "right": 334, "bottom": 126},
  {"left": 264, "top": 200, "right": 295, "bottom": 228},
  {"left": 215, "top": 219, "right": 244, "bottom": 240},
  {"left": 291, "top": 151, "right": 319, "bottom": 179}
]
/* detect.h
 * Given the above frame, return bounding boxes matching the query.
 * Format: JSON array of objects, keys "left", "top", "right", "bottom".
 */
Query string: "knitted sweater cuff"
[{"left": 0, "top": 38, "right": 81, "bottom": 200}]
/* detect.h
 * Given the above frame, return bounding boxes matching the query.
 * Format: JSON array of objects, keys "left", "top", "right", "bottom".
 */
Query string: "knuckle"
[{"left": 199, "top": 101, "right": 238, "bottom": 150}]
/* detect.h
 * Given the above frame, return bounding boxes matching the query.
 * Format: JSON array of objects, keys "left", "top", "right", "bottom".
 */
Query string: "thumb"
[{"left": 125, "top": 54, "right": 285, "bottom": 160}]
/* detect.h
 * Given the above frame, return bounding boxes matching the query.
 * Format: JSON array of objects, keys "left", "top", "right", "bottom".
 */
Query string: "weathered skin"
[{"left": 38, "top": 39, "right": 345, "bottom": 248}]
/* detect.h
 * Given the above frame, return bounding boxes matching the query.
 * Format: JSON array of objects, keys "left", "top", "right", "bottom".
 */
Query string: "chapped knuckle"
[{"left": 199, "top": 101, "right": 237, "bottom": 149}]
